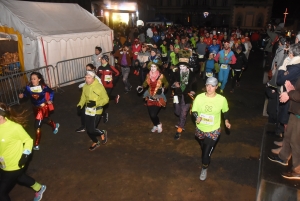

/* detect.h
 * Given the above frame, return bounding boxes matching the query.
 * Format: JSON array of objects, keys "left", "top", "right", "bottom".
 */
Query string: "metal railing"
[
  {"left": 0, "top": 52, "right": 112, "bottom": 106},
  {"left": 0, "top": 65, "right": 56, "bottom": 106}
]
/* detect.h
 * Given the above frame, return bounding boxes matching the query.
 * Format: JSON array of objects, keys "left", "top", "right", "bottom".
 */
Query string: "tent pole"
[{"left": 40, "top": 37, "right": 52, "bottom": 88}]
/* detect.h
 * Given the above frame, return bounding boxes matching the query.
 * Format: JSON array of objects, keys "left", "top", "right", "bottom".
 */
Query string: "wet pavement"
[{"left": 10, "top": 50, "right": 269, "bottom": 201}]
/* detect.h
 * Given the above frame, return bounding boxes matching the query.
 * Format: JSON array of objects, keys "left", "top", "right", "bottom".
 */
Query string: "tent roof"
[{"left": 0, "top": 0, "right": 111, "bottom": 42}]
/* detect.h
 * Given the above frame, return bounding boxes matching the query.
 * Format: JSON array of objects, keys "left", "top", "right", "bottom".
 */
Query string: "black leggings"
[
  {"left": 0, "top": 168, "right": 35, "bottom": 201},
  {"left": 231, "top": 70, "right": 242, "bottom": 89},
  {"left": 85, "top": 114, "right": 104, "bottom": 143},
  {"left": 147, "top": 105, "right": 161, "bottom": 126},
  {"left": 199, "top": 138, "right": 217, "bottom": 169}
]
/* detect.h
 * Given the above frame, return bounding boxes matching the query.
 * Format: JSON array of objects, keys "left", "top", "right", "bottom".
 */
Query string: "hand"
[
  {"left": 285, "top": 80, "right": 295, "bottom": 92},
  {"left": 279, "top": 92, "right": 289, "bottom": 103},
  {"left": 18, "top": 154, "right": 29, "bottom": 168},
  {"left": 173, "top": 82, "right": 180, "bottom": 88},
  {"left": 86, "top": 101, "right": 96, "bottom": 107},
  {"left": 77, "top": 106, "right": 82, "bottom": 116},
  {"left": 195, "top": 116, "right": 202, "bottom": 124},
  {"left": 136, "top": 86, "right": 144, "bottom": 93},
  {"left": 19, "top": 93, "right": 24, "bottom": 99},
  {"left": 225, "top": 120, "right": 231, "bottom": 129}
]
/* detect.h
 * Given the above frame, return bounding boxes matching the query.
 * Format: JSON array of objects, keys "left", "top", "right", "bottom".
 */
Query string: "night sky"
[{"left": 271, "top": 0, "right": 299, "bottom": 20}]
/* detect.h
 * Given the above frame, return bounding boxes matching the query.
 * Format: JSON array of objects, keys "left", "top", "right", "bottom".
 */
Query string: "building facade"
[{"left": 145, "top": 0, "right": 273, "bottom": 29}]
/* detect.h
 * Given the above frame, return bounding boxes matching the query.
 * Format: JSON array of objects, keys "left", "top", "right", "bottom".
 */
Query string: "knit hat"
[
  {"left": 174, "top": 44, "right": 180, "bottom": 49},
  {"left": 206, "top": 77, "right": 218, "bottom": 86},
  {"left": 176, "top": 49, "right": 190, "bottom": 68},
  {"left": 101, "top": 55, "right": 109, "bottom": 62},
  {"left": 147, "top": 59, "right": 162, "bottom": 70},
  {"left": 86, "top": 70, "right": 96, "bottom": 78}
]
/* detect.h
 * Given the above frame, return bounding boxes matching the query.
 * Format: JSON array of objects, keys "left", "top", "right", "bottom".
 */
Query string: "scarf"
[
  {"left": 150, "top": 70, "right": 160, "bottom": 82},
  {"left": 180, "top": 71, "right": 189, "bottom": 91}
]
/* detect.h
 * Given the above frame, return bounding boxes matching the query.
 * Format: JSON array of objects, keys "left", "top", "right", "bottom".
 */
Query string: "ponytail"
[{"left": 0, "top": 102, "right": 28, "bottom": 127}]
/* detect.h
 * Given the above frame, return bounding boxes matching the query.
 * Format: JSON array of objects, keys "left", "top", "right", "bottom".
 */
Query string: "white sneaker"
[
  {"left": 151, "top": 126, "right": 158, "bottom": 132},
  {"left": 199, "top": 168, "right": 207, "bottom": 181},
  {"left": 157, "top": 123, "right": 162, "bottom": 133}
]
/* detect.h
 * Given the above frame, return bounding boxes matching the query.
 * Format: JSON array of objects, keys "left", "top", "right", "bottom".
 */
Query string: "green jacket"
[
  {"left": 170, "top": 52, "right": 179, "bottom": 66},
  {"left": 77, "top": 79, "right": 109, "bottom": 115}
]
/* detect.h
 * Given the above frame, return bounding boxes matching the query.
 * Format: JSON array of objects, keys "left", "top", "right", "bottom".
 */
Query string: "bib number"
[
  {"left": 85, "top": 107, "right": 96, "bottom": 116},
  {"left": 200, "top": 113, "right": 214, "bottom": 125},
  {"left": 30, "top": 86, "right": 42, "bottom": 93},
  {"left": 220, "top": 64, "right": 228, "bottom": 69},
  {"left": 206, "top": 72, "right": 213, "bottom": 77},
  {"left": 104, "top": 75, "right": 112, "bottom": 82},
  {"left": 198, "top": 54, "right": 204, "bottom": 58}
]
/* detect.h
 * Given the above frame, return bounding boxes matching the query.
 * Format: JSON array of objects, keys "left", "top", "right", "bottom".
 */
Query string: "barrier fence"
[{"left": 0, "top": 52, "right": 111, "bottom": 106}]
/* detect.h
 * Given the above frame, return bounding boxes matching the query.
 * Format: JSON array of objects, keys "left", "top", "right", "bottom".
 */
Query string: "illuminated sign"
[{"left": 103, "top": 1, "right": 137, "bottom": 11}]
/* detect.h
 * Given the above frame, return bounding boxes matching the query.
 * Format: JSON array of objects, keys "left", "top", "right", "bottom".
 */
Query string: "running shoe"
[
  {"left": 89, "top": 141, "right": 101, "bottom": 151},
  {"left": 174, "top": 132, "right": 181, "bottom": 140},
  {"left": 101, "top": 130, "right": 108, "bottom": 145},
  {"left": 157, "top": 123, "right": 163, "bottom": 133},
  {"left": 33, "top": 185, "right": 46, "bottom": 201},
  {"left": 281, "top": 170, "right": 300, "bottom": 180},
  {"left": 268, "top": 155, "right": 288, "bottom": 166},
  {"left": 199, "top": 168, "right": 207, "bottom": 181},
  {"left": 53, "top": 123, "right": 60, "bottom": 134},
  {"left": 151, "top": 126, "right": 158, "bottom": 132},
  {"left": 33, "top": 145, "right": 39, "bottom": 151},
  {"left": 75, "top": 126, "right": 85, "bottom": 132}
]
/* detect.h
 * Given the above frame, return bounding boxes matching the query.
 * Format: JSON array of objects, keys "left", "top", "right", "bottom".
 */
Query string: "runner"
[
  {"left": 191, "top": 77, "right": 231, "bottom": 181},
  {"left": 18, "top": 72, "right": 59, "bottom": 150},
  {"left": 137, "top": 60, "right": 169, "bottom": 133},
  {"left": 91, "top": 46, "right": 103, "bottom": 68},
  {"left": 0, "top": 102, "right": 46, "bottom": 201},
  {"left": 77, "top": 71, "right": 109, "bottom": 151}
]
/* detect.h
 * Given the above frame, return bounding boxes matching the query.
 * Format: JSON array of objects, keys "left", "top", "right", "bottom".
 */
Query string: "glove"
[
  {"left": 77, "top": 106, "right": 82, "bottom": 116},
  {"left": 18, "top": 154, "right": 29, "bottom": 168},
  {"left": 136, "top": 86, "right": 144, "bottom": 93},
  {"left": 192, "top": 112, "right": 198, "bottom": 119},
  {"left": 86, "top": 101, "right": 96, "bottom": 108}
]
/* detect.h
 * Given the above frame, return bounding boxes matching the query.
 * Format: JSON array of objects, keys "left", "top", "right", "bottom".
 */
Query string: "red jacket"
[
  {"left": 132, "top": 44, "right": 142, "bottom": 60},
  {"left": 97, "top": 65, "right": 119, "bottom": 88}
]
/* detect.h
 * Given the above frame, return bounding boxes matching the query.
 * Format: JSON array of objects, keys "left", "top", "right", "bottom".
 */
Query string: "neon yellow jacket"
[
  {"left": 0, "top": 118, "right": 33, "bottom": 171},
  {"left": 77, "top": 79, "right": 109, "bottom": 115}
]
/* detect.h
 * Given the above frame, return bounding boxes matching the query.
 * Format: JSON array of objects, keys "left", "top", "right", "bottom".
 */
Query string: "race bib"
[
  {"left": 173, "top": 95, "right": 179, "bottom": 104},
  {"left": 0, "top": 156, "right": 6, "bottom": 169},
  {"left": 104, "top": 75, "right": 112, "bottom": 82},
  {"left": 220, "top": 64, "right": 228, "bottom": 69},
  {"left": 198, "top": 54, "right": 204, "bottom": 58},
  {"left": 30, "top": 85, "right": 42, "bottom": 93},
  {"left": 162, "top": 53, "right": 167, "bottom": 57},
  {"left": 206, "top": 72, "right": 213, "bottom": 77},
  {"left": 85, "top": 107, "right": 96, "bottom": 116},
  {"left": 200, "top": 113, "right": 214, "bottom": 125}
]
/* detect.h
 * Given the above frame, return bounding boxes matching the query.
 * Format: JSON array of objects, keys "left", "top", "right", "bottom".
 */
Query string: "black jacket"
[
  {"left": 231, "top": 51, "right": 248, "bottom": 70},
  {"left": 173, "top": 70, "right": 197, "bottom": 104}
]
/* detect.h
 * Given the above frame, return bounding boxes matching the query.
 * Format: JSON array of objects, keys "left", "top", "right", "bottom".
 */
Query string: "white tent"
[{"left": 0, "top": 0, "right": 113, "bottom": 71}]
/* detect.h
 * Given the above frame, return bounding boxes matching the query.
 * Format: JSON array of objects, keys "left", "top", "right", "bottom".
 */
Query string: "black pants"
[
  {"left": 85, "top": 114, "right": 104, "bottom": 143},
  {"left": 231, "top": 70, "right": 242, "bottom": 89},
  {"left": 79, "top": 107, "right": 86, "bottom": 126},
  {"left": 199, "top": 138, "right": 217, "bottom": 169},
  {"left": 147, "top": 105, "right": 161, "bottom": 126},
  {"left": 0, "top": 168, "right": 35, "bottom": 201},
  {"left": 102, "top": 88, "right": 114, "bottom": 116}
]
